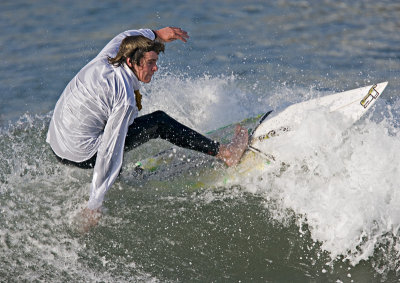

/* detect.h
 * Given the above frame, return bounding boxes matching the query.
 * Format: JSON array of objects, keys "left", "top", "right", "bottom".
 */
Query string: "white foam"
[
  {"left": 243, "top": 107, "right": 400, "bottom": 266},
  {"left": 2, "top": 71, "right": 399, "bottom": 277},
  {"left": 137, "top": 73, "right": 400, "bottom": 267},
  {"left": 140, "top": 72, "right": 271, "bottom": 132}
]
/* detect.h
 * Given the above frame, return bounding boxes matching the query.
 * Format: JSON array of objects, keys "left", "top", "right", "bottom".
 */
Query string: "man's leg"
[
  {"left": 53, "top": 111, "right": 220, "bottom": 169},
  {"left": 54, "top": 111, "right": 248, "bottom": 168},
  {"left": 125, "top": 110, "right": 220, "bottom": 156}
]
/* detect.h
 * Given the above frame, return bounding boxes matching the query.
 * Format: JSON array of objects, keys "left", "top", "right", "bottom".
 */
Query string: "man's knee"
[
  {"left": 152, "top": 110, "right": 168, "bottom": 118},
  {"left": 152, "top": 110, "right": 171, "bottom": 124}
]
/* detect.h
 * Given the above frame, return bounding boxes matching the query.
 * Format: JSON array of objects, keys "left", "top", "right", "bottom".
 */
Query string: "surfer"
[{"left": 46, "top": 27, "right": 248, "bottom": 232}]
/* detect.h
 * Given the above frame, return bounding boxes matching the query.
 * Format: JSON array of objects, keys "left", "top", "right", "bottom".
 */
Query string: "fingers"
[
  {"left": 156, "top": 27, "right": 190, "bottom": 43},
  {"left": 172, "top": 27, "right": 189, "bottom": 42}
]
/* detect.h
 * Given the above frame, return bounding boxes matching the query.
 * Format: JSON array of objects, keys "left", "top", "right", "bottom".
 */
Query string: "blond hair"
[{"left": 108, "top": 35, "right": 165, "bottom": 67}]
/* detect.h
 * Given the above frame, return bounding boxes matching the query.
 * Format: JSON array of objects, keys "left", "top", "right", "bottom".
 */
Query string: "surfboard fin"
[{"left": 248, "top": 110, "right": 273, "bottom": 141}]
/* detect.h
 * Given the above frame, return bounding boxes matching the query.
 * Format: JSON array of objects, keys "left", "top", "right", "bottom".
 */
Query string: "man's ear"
[{"left": 126, "top": 57, "right": 133, "bottom": 68}]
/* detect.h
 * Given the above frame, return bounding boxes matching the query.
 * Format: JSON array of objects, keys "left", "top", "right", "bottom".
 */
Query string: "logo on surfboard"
[
  {"left": 255, "top": 126, "right": 290, "bottom": 142},
  {"left": 360, "top": 84, "right": 380, "bottom": 109}
]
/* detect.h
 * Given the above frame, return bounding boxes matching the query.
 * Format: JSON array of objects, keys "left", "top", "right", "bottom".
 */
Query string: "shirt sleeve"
[
  {"left": 97, "top": 29, "right": 156, "bottom": 59},
  {"left": 87, "top": 102, "right": 136, "bottom": 210},
  {"left": 85, "top": 29, "right": 153, "bottom": 210}
]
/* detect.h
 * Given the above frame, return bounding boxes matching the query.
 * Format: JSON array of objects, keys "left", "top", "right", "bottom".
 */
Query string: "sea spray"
[
  {"left": 241, "top": 106, "right": 400, "bottom": 274},
  {"left": 1, "top": 73, "right": 400, "bottom": 280}
]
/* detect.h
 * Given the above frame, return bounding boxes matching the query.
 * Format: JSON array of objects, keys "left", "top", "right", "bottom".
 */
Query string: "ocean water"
[{"left": 1, "top": 0, "right": 400, "bottom": 282}]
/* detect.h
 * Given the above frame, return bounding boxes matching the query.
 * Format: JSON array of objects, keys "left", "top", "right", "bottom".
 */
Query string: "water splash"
[
  {"left": 1, "top": 73, "right": 400, "bottom": 280},
  {"left": 240, "top": 102, "right": 400, "bottom": 275}
]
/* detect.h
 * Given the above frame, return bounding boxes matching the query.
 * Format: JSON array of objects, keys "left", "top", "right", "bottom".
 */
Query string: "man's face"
[{"left": 134, "top": 51, "right": 159, "bottom": 83}]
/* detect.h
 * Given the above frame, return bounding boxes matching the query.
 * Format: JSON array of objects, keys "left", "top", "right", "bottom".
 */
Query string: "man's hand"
[
  {"left": 154, "top": 27, "right": 189, "bottom": 43},
  {"left": 79, "top": 207, "right": 101, "bottom": 233}
]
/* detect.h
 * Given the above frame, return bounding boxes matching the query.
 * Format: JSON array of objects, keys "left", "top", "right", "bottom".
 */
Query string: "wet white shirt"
[{"left": 47, "top": 29, "right": 155, "bottom": 210}]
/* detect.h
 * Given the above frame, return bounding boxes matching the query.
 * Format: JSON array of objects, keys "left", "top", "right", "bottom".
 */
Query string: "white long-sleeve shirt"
[{"left": 47, "top": 29, "right": 156, "bottom": 210}]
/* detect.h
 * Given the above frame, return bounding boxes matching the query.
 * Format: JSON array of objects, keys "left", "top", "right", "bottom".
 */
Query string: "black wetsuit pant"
[{"left": 55, "top": 110, "right": 220, "bottom": 169}]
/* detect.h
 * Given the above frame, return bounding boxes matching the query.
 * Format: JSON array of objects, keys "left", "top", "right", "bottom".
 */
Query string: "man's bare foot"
[{"left": 216, "top": 125, "right": 248, "bottom": 167}]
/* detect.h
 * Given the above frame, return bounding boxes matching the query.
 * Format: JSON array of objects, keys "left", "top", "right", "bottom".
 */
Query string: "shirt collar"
[{"left": 122, "top": 63, "right": 140, "bottom": 90}]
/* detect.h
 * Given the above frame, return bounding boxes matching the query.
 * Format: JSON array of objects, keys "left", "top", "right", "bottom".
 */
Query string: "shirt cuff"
[
  {"left": 87, "top": 195, "right": 103, "bottom": 210},
  {"left": 152, "top": 30, "right": 157, "bottom": 40}
]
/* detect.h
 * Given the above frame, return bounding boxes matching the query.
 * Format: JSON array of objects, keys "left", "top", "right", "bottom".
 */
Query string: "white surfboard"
[
  {"left": 126, "top": 82, "right": 388, "bottom": 187},
  {"left": 242, "top": 82, "right": 388, "bottom": 165}
]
